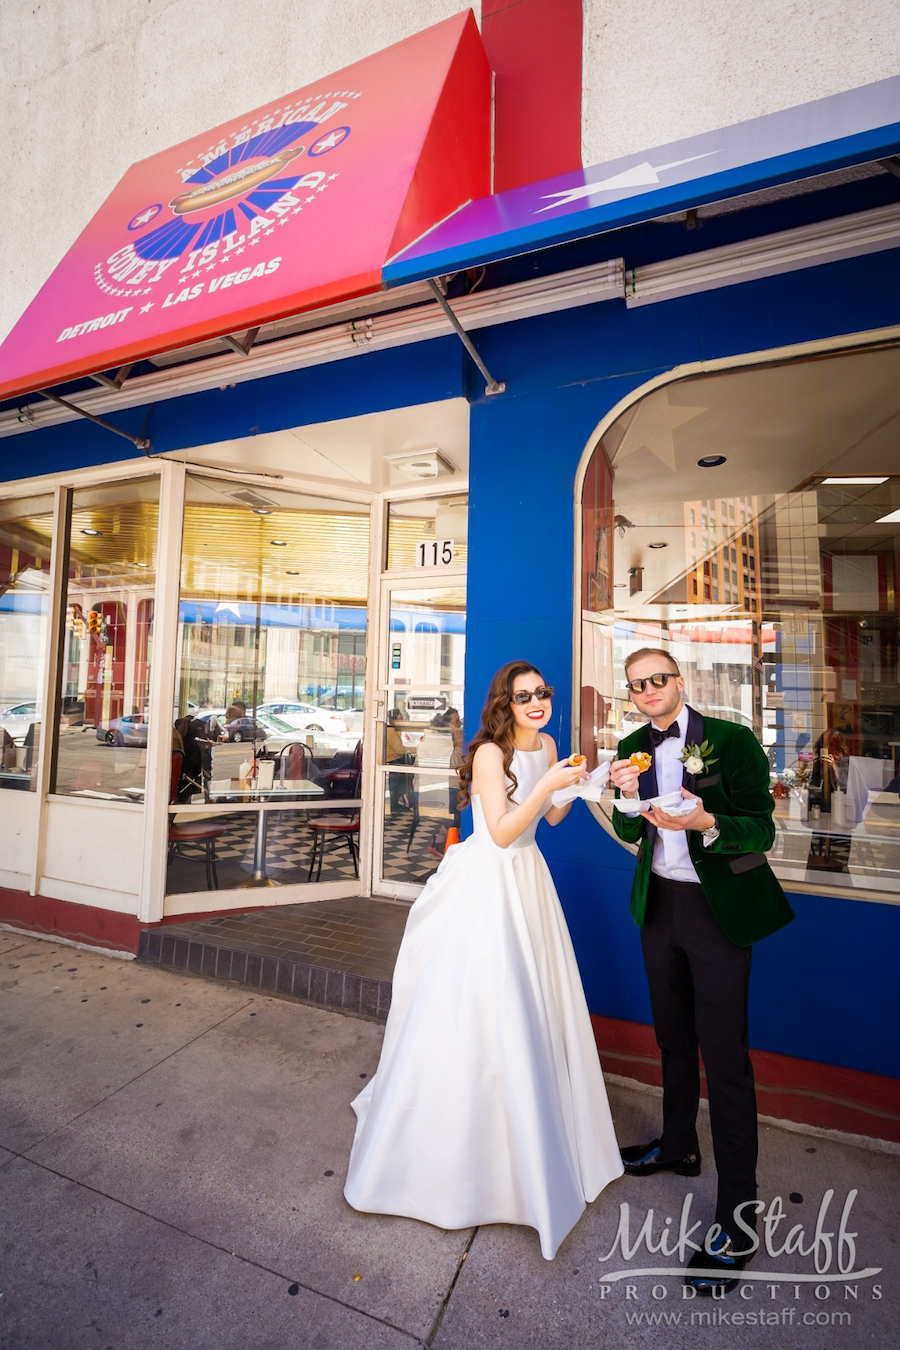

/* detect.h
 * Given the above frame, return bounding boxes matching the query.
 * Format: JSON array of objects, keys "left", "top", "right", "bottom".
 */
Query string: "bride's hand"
[{"left": 541, "top": 760, "right": 589, "bottom": 795}]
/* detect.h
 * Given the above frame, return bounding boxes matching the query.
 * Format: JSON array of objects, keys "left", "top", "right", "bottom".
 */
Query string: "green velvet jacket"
[{"left": 612, "top": 710, "right": 796, "bottom": 946}]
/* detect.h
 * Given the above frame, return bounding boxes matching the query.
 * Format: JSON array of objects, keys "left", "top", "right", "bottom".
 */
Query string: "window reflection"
[
  {"left": 0, "top": 493, "right": 54, "bottom": 791},
  {"left": 168, "top": 475, "right": 370, "bottom": 893},
  {"left": 580, "top": 345, "right": 900, "bottom": 897},
  {"left": 52, "top": 477, "right": 159, "bottom": 799}
]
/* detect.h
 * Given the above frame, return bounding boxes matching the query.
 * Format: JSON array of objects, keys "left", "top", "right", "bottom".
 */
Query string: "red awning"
[{"left": 0, "top": 11, "right": 490, "bottom": 403}]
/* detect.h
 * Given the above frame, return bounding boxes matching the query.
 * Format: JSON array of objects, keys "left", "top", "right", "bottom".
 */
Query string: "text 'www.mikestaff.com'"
[{"left": 625, "top": 1307, "right": 853, "bottom": 1328}]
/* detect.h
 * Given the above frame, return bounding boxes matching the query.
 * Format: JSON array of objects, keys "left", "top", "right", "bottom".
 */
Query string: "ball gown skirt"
[{"left": 344, "top": 745, "right": 623, "bottom": 1260}]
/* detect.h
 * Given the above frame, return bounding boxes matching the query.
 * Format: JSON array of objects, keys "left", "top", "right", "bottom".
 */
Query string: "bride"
[{"left": 344, "top": 660, "right": 623, "bottom": 1259}]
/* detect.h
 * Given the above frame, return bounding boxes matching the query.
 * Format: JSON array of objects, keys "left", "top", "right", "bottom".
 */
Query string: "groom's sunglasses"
[
  {"left": 625, "top": 672, "right": 679, "bottom": 694},
  {"left": 510, "top": 686, "right": 554, "bottom": 705}
]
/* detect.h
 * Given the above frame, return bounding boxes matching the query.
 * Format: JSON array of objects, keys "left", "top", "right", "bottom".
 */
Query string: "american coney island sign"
[{"left": 0, "top": 11, "right": 490, "bottom": 402}]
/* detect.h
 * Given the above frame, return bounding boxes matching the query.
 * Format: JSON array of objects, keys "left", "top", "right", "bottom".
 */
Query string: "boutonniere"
[{"left": 680, "top": 740, "right": 718, "bottom": 776}]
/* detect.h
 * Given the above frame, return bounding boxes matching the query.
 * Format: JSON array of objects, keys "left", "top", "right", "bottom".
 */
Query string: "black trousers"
[{"left": 640, "top": 874, "right": 758, "bottom": 1235}]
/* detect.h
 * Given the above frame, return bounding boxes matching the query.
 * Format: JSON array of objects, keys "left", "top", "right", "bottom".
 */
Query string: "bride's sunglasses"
[
  {"left": 625, "top": 672, "right": 678, "bottom": 694},
  {"left": 510, "top": 686, "right": 554, "bottom": 705}
]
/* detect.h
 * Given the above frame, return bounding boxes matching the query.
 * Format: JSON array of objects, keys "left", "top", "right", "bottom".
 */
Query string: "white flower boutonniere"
[{"left": 680, "top": 740, "right": 718, "bottom": 776}]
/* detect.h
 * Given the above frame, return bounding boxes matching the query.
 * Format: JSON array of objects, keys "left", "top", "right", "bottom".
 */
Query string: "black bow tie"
[{"left": 649, "top": 723, "right": 680, "bottom": 748}]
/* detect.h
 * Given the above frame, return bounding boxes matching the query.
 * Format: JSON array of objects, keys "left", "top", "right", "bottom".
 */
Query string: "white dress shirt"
[{"left": 649, "top": 704, "right": 704, "bottom": 883}]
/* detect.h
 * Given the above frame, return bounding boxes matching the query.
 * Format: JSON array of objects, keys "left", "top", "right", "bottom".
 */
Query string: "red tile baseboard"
[
  {"left": 592, "top": 1013, "right": 900, "bottom": 1145},
  {"left": 0, "top": 887, "right": 142, "bottom": 954}
]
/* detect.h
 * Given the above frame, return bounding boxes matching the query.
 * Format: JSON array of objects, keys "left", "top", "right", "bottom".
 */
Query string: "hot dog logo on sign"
[
  {"left": 0, "top": 10, "right": 492, "bottom": 403},
  {"left": 94, "top": 97, "right": 354, "bottom": 310}
]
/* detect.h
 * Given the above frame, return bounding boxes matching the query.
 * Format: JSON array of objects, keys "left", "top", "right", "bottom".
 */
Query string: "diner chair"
[
  {"left": 321, "top": 739, "right": 362, "bottom": 798},
  {"left": 279, "top": 741, "right": 311, "bottom": 782},
  {"left": 306, "top": 767, "right": 361, "bottom": 881},
  {"left": 167, "top": 750, "right": 226, "bottom": 890}
]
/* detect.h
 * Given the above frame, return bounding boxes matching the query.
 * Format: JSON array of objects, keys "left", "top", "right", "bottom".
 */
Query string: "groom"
[{"left": 607, "top": 648, "right": 795, "bottom": 1294}]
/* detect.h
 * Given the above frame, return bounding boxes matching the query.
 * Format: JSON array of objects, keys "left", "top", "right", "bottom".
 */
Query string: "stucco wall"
[
  {"left": 0, "top": 0, "right": 480, "bottom": 347},
  {"left": 582, "top": 0, "right": 900, "bottom": 165}
]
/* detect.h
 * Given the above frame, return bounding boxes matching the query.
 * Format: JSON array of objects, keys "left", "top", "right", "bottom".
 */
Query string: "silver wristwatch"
[{"left": 701, "top": 815, "right": 720, "bottom": 844}]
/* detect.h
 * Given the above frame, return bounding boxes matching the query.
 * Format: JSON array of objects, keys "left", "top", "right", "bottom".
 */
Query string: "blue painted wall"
[
  {"left": 465, "top": 250, "right": 900, "bottom": 1081},
  {"left": 3, "top": 249, "right": 899, "bottom": 1078}
]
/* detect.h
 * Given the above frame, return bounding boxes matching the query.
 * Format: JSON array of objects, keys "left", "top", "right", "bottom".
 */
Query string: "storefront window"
[
  {"left": 51, "top": 477, "right": 159, "bottom": 799},
  {"left": 579, "top": 343, "right": 900, "bottom": 897},
  {"left": 168, "top": 475, "right": 370, "bottom": 894},
  {"left": 386, "top": 494, "right": 468, "bottom": 570},
  {"left": 0, "top": 492, "right": 54, "bottom": 791}
]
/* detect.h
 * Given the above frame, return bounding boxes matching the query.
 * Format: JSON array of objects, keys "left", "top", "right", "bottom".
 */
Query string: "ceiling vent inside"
[{"left": 386, "top": 448, "right": 457, "bottom": 481}]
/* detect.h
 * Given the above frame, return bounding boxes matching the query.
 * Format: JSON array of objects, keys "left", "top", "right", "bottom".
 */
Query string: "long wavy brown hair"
[{"left": 457, "top": 660, "right": 546, "bottom": 809}]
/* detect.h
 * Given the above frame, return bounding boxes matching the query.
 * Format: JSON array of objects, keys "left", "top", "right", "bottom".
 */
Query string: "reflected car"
[
  {"left": 97, "top": 715, "right": 149, "bottom": 747},
  {"left": 258, "top": 700, "right": 347, "bottom": 735},
  {"left": 0, "top": 702, "right": 41, "bottom": 744},
  {"left": 222, "top": 717, "right": 268, "bottom": 743},
  {"left": 255, "top": 712, "right": 315, "bottom": 752}
]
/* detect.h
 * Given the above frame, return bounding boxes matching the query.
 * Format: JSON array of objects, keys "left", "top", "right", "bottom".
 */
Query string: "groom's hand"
[
  {"left": 646, "top": 788, "right": 715, "bottom": 833},
  {"left": 609, "top": 758, "right": 641, "bottom": 797}
]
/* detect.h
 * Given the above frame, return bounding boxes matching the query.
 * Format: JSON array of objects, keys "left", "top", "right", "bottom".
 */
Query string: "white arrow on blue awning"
[{"left": 536, "top": 153, "right": 721, "bottom": 211}]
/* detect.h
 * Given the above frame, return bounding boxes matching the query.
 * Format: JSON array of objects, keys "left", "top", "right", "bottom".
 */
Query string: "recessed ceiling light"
[
  {"left": 648, "top": 541, "right": 668, "bottom": 549},
  {"left": 81, "top": 528, "right": 102, "bottom": 536},
  {"left": 821, "top": 476, "right": 887, "bottom": 485},
  {"left": 614, "top": 583, "right": 627, "bottom": 588},
  {"left": 697, "top": 455, "right": 726, "bottom": 468},
  {"left": 254, "top": 508, "right": 272, "bottom": 515},
  {"left": 285, "top": 570, "right": 300, "bottom": 575},
  {"left": 875, "top": 509, "right": 900, "bottom": 524},
  {"left": 270, "top": 539, "right": 288, "bottom": 546}
]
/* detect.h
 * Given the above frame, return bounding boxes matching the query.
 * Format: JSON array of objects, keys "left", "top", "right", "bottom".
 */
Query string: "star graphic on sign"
[
  {"left": 535, "top": 151, "right": 722, "bottom": 212},
  {"left": 277, "top": 217, "right": 290, "bottom": 225},
  {"left": 291, "top": 205, "right": 303, "bottom": 215},
  {"left": 214, "top": 602, "right": 242, "bottom": 618},
  {"left": 316, "top": 183, "right": 328, "bottom": 192},
  {"left": 249, "top": 237, "right": 260, "bottom": 246},
  {"left": 234, "top": 246, "right": 245, "bottom": 254},
  {"left": 312, "top": 131, "right": 342, "bottom": 151},
  {"left": 305, "top": 195, "right": 316, "bottom": 203},
  {"left": 328, "top": 173, "right": 339, "bottom": 181},
  {"left": 205, "top": 263, "right": 216, "bottom": 271},
  {"left": 263, "top": 227, "right": 275, "bottom": 236},
  {"left": 132, "top": 207, "right": 156, "bottom": 226},
  {"left": 139, "top": 302, "right": 153, "bottom": 313}
]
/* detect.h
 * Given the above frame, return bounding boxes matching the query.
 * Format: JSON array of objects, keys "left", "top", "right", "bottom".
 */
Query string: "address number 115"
[{"left": 416, "top": 539, "right": 454, "bottom": 567}]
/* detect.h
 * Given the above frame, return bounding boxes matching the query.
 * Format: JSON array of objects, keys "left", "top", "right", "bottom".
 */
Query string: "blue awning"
[{"left": 384, "top": 73, "right": 900, "bottom": 285}]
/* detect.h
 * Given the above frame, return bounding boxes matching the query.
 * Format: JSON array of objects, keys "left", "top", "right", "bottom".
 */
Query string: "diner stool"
[
  {"left": 168, "top": 819, "right": 227, "bottom": 889},
  {"left": 167, "top": 750, "right": 226, "bottom": 889},
  {"left": 306, "top": 814, "right": 360, "bottom": 881}
]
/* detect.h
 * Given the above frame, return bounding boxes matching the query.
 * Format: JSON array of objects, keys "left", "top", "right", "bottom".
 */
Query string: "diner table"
[{"left": 207, "top": 777, "right": 325, "bottom": 887}]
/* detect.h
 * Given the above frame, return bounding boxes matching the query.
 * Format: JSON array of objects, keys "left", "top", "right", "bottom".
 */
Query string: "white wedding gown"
[{"left": 344, "top": 744, "right": 624, "bottom": 1260}]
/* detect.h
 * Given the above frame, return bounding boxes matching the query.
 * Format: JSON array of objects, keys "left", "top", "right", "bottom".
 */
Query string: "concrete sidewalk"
[{"left": 1, "top": 927, "right": 896, "bottom": 1350}]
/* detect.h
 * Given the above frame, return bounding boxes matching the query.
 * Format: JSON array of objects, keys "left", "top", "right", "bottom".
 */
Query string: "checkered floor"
[{"left": 165, "top": 805, "right": 451, "bottom": 895}]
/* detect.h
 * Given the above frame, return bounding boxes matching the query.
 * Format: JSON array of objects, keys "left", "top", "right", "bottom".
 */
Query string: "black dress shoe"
[
  {"left": 620, "top": 1138, "right": 701, "bottom": 1176},
  {"left": 685, "top": 1230, "right": 750, "bottom": 1295}
]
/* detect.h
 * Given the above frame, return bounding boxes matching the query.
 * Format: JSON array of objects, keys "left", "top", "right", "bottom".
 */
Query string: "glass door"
[{"left": 372, "top": 578, "right": 466, "bottom": 899}]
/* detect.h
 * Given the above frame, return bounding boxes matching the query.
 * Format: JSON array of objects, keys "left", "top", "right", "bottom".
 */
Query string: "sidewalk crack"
[{"left": 426, "top": 1228, "right": 478, "bottom": 1346}]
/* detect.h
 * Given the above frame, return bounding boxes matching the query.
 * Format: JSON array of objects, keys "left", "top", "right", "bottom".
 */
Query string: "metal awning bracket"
[
  {"left": 89, "top": 363, "right": 134, "bottom": 391},
  {"left": 426, "top": 277, "right": 506, "bottom": 396},
  {"left": 37, "top": 389, "right": 150, "bottom": 452},
  {"left": 219, "top": 327, "right": 260, "bottom": 358}
]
